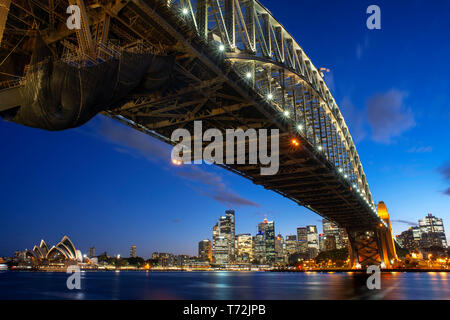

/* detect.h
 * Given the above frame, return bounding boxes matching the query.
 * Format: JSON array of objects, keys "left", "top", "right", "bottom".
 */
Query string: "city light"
[
  {"left": 182, "top": 7, "right": 189, "bottom": 15},
  {"left": 172, "top": 158, "right": 182, "bottom": 166},
  {"left": 218, "top": 44, "right": 225, "bottom": 52},
  {"left": 297, "top": 124, "right": 303, "bottom": 131},
  {"left": 291, "top": 138, "right": 300, "bottom": 147},
  {"left": 245, "top": 72, "right": 252, "bottom": 79},
  {"left": 283, "top": 110, "right": 290, "bottom": 117},
  {"left": 267, "top": 93, "right": 273, "bottom": 100},
  {"left": 317, "top": 145, "right": 323, "bottom": 151}
]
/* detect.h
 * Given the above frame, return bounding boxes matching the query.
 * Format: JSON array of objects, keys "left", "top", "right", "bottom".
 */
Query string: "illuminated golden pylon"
[{"left": 376, "top": 201, "right": 398, "bottom": 268}]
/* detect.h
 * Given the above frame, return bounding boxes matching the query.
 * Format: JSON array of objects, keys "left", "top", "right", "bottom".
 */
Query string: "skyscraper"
[
  {"left": 275, "top": 234, "right": 285, "bottom": 263},
  {"left": 130, "top": 245, "right": 136, "bottom": 258},
  {"left": 89, "top": 247, "right": 95, "bottom": 258},
  {"left": 252, "top": 232, "right": 266, "bottom": 264},
  {"left": 285, "top": 235, "right": 298, "bottom": 258},
  {"left": 212, "top": 210, "right": 236, "bottom": 264},
  {"left": 322, "top": 218, "right": 348, "bottom": 249},
  {"left": 198, "top": 239, "right": 212, "bottom": 262},
  {"left": 296, "top": 227, "right": 308, "bottom": 253},
  {"left": 258, "top": 218, "right": 275, "bottom": 264},
  {"left": 236, "top": 233, "right": 252, "bottom": 263},
  {"left": 418, "top": 214, "right": 447, "bottom": 248},
  {"left": 214, "top": 236, "right": 230, "bottom": 264},
  {"left": 306, "top": 225, "right": 319, "bottom": 258}
]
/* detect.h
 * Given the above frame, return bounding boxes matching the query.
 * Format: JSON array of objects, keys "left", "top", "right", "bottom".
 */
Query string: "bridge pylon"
[{"left": 347, "top": 201, "right": 398, "bottom": 269}]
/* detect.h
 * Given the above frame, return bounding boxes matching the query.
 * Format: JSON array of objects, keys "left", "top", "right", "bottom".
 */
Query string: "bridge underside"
[{"left": 0, "top": 0, "right": 396, "bottom": 267}]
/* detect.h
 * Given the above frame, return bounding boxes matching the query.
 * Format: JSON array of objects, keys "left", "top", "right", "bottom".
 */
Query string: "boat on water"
[{"left": 0, "top": 264, "right": 8, "bottom": 271}]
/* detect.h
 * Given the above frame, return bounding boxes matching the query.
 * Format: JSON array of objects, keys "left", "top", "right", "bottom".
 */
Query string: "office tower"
[
  {"left": 198, "top": 239, "right": 212, "bottom": 262},
  {"left": 275, "top": 234, "right": 285, "bottom": 263},
  {"left": 306, "top": 225, "right": 319, "bottom": 258},
  {"left": 130, "top": 245, "right": 136, "bottom": 258},
  {"left": 253, "top": 232, "right": 266, "bottom": 264},
  {"left": 285, "top": 235, "right": 298, "bottom": 259},
  {"left": 323, "top": 235, "right": 337, "bottom": 251},
  {"left": 216, "top": 210, "right": 236, "bottom": 262},
  {"left": 322, "top": 218, "right": 348, "bottom": 249},
  {"left": 397, "top": 227, "right": 419, "bottom": 250},
  {"left": 418, "top": 214, "right": 447, "bottom": 248},
  {"left": 258, "top": 218, "right": 275, "bottom": 264},
  {"left": 89, "top": 247, "right": 95, "bottom": 258},
  {"left": 236, "top": 234, "right": 253, "bottom": 263},
  {"left": 319, "top": 233, "right": 325, "bottom": 252},
  {"left": 296, "top": 227, "right": 308, "bottom": 253},
  {"left": 213, "top": 236, "right": 230, "bottom": 264}
]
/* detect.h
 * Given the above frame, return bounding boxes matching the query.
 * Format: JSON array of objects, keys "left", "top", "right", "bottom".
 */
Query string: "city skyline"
[
  {"left": 1, "top": 0, "right": 449, "bottom": 258},
  {"left": 7, "top": 209, "right": 446, "bottom": 261}
]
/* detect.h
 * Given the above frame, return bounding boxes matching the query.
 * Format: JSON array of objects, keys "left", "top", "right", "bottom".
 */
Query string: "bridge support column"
[
  {"left": 347, "top": 201, "right": 398, "bottom": 269},
  {"left": 347, "top": 229, "right": 381, "bottom": 268}
]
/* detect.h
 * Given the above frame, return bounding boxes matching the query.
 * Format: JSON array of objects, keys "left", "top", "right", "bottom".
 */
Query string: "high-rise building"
[
  {"left": 306, "top": 225, "right": 319, "bottom": 258},
  {"left": 397, "top": 227, "right": 419, "bottom": 250},
  {"left": 322, "top": 218, "right": 348, "bottom": 249},
  {"left": 214, "top": 210, "right": 236, "bottom": 263},
  {"left": 275, "top": 234, "right": 285, "bottom": 263},
  {"left": 285, "top": 235, "right": 298, "bottom": 259},
  {"left": 214, "top": 236, "right": 230, "bottom": 264},
  {"left": 296, "top": 227, "right": 308, "bottom": 253},
  {"left": 130, "top": 245, "right": 136, "bottom": 258},
  {"left": 258, "top": 218, "right": 275, "bottom": 264},
  {"left": 418, "top": 214, "right": 447, "bottom": 248},
  {"left": 89, "top": 247, "right": 95, "bottom": 258},
  {"left": 252, "top": 232, "right": 266, "bottom": 264},
  {"left": 198, "top": 239, "right": 212, "bottom": 262},
  {"left": 236, "top": 234, "right": 253, "bottom": 263}
]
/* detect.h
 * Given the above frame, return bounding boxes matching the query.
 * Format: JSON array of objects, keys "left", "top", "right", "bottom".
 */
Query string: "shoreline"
[{"left": 3, "top": 268, "right": 449, "bottom": 273}]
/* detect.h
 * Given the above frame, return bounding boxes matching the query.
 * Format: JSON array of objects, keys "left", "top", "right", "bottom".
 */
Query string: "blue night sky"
[{"left": 1, "top": 0, "right": 449, "bottom": 258}]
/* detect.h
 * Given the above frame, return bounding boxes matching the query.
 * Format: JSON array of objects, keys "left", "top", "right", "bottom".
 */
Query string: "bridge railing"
[{"left": 165, "top": 0, "right": 376, "bottom": 212}]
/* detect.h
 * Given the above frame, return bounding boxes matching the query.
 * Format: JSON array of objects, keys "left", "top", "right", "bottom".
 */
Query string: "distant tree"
[
  {"left": 315, "top": 248, "right": 349, "bottom": 267},
  {"left": 127, "top": 257, "right": 145, "bottom": 267}
]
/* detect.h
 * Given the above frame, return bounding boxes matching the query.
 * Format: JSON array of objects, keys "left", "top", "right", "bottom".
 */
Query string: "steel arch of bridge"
[{"left": 168, "top": 0, "right": 375, "bottom": 210}]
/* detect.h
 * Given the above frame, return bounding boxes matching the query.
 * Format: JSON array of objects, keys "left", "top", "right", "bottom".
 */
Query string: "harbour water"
[{"left": 0, "top": 271, "right": 448, "bottom": 300}]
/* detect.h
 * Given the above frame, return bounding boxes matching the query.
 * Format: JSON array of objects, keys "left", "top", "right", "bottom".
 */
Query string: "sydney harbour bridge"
[{"left": 0, "top": 0, "right": 397, "bottom": 268}]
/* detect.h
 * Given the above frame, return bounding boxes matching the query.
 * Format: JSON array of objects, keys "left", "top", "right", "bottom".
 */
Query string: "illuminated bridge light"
[
  {"left": 338, "top": 167, "right": 343, "bottom": 173},
  {"left": 283, "top": 110, "right": 290, "bottom": 117},
  {"left": 218, "top": 44, "right": 225, "bottom": 52},
  {"left": 182, "top": 8, "right": 189, "bottom": 15},
  {"left": 267, "top": 93, "right": 273, "bottom": 100},
  {"left": 171, "top": 158, "right": 182, "bottom": 166},
  {"left": 317, "top": 145, "right": 323, "bottom": 151},
  {"left": 297, "top": 124, "right": 303, "bottom": 131},
  {"left": 245, "top": 72, "right": 252, "bottom": 79}
]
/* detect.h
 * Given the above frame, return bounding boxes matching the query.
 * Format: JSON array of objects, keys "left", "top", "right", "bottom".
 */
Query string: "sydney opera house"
[{"left": 25, "top": 236, "right": 82, "bottom": 263}]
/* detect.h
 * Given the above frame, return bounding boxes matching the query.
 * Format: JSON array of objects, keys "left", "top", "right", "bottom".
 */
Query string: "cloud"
[
  {"left": 437, "top": 162, "right": 450, "bottom": 180},
  {"left": 391, "top": 219, "right": 417, "bottom": 226},
  {"left": 407, "top": 146, "right": 433, "bottom": 153},
  {"left": 176, "top": 166, "right": 260, "bottom": 208},
  {"left": 366, "top": 90, "right": 415, "bottom": 144},
  {"left": 81, "top": 116, "right": 259, "bottom": 208},
  {"left": 340, "top": 97, "right": 367, "bottom": 142},
  {"left": 437, "top": 162, "right": 450, "bottom": 196}
]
